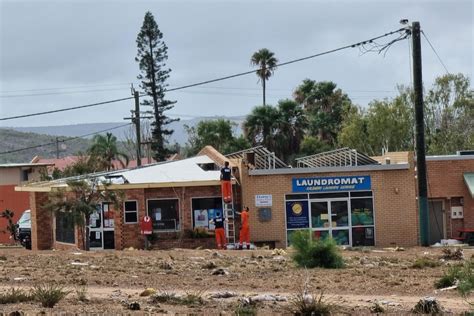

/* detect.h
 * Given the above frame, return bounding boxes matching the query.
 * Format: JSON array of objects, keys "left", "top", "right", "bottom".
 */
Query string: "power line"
[
  {"left": 0, "top": 96, "right": 134, "bottom": 121},
  {"left": 421, "top": 30, "right": 450, "bottom": 74},
  {"left": 0, "top": 27, "right": 408, "bottom": 122},
  {"left": 0, "top": 83, "right": 131, "bottom": 93},
  {"left": 0, "top": 87, "right": 127, "bottom": 98},
  {"left": 0, "top": 123, "right": 132, "bottom": 155}
]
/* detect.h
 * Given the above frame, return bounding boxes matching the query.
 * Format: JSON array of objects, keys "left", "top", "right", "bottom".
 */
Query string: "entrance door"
[
  {"left": 310, "top": 199, "right": 350, "bottom": 245},
  {"left": 89, "top": 203, "right": 115, "bottom": 250},
  {"left": 428, "top": 200, "right": 445, "bottom": 245}
]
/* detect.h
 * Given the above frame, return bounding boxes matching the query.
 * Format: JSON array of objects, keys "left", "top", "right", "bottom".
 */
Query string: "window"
[
  {"left": 191, "top": 197, "right": 222, "bottom": 229},
  {"left": 124, "top": 201, "right": 138, "bottom": 224},
  {"left": 351, "top": 198, "right": 374, "bottom": 226},
  {"left": 21, "top": 169, "right": 29, "bottom": 182},
  {"left": 147, "top": 199, "right": 179, "bottom": 231},
  {"left": 56, "top": 212, "right": 75, "bottom": 244}
]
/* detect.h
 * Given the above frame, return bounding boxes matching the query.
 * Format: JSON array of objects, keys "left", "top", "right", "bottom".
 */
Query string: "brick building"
[{"left": 15, "top": 146, "right": 474, "bottom": 250}]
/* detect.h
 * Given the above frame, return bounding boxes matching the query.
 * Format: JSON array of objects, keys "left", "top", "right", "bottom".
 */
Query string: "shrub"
[
  {"left": 370, "top": 302, "right": 385, "bottom": 313},
  {"left": 235, "top": 301, "right": 257, "bottom": 316},
  {"left": 75, "top": 285, "right": 88, "bottom": 302},
  {"left": 411, "top": 257, "right": 441, "bottom": 269},
  {"left": 441, "top": 248, "right": 463, "bottom": 261},
  {"left": 291, "top": 230, "right": 344, "bottom": 269},
  {"left": 150, "top": 290, "right": 205, "bottom": 306},
  {"left": 457, "top": 261, "right": 474, "bottom": 297},
  {"left": 434, "top": 265, "right": 462, "bottom": 289},
  {"left": 0, "top": 288, "right": 33, "bottom": 304},
  {"left": 412, "top": 297, "right": 442, "bottom": 314},
  {"left": 32, "top": 283, "right": 70, "bottom": 308}
]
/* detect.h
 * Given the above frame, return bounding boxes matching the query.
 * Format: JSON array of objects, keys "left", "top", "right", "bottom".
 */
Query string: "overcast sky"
[{"left": 0, "top": 0, "right": 472, "bottom": 128}]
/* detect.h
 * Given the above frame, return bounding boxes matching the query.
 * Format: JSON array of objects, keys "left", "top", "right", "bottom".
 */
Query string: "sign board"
[
  {"left": 255, "top": 194, "right": 272, "bottom": 207},
  {"left": 140, "top": 216, "right": 153, "bottom": 235},
  {"left": 292, "top": 176, "right": 371, "bottom": 193},
  {"left": 286, "top": 201, "right": 309, "bottom": 229}
]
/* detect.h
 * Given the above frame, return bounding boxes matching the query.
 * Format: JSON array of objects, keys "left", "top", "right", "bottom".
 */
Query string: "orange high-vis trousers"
[
  {"left": 221, "top": 180, "right": 232, "bottom": 203},
  {"left": 239, "top": 225, "right": 250, "bottom": 245},
  {"left": 215, "top": 227, "right": 226, "bottom": 249}
]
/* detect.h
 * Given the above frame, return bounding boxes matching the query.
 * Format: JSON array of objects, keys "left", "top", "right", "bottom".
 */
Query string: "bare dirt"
[{"left": 0, "top": 246, "right": 471, "bottom": 315}]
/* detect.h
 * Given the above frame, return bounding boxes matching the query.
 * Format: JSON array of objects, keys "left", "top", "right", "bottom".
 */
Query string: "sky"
[{"left": 0, "top": 0, "right": 472, "bottom": 128}]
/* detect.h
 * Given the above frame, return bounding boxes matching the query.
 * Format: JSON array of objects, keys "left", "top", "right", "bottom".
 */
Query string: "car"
[{"left": 16, "top": 210, "right": 31, "bottom": 250}]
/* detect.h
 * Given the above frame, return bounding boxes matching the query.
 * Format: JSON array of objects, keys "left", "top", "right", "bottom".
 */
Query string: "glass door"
[
  {"left": 88, "top": 203, "right": 115, "bottom": 250},
  {"left": 89, "top": 205, "right": 103, "bottom": 249},
  {"left": 310, "top": 199, "right": 351, "bottom": 246}
]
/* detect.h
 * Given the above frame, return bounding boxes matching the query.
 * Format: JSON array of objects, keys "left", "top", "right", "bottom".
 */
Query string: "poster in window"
[
  {"left": 155, "top": 208, "right": 162, "bottom": 221},
  {"left": 286, "top": 201, "right": 309, "bottom": 229},
  {"left": 194, "top": 209, "right": 209, "bottom": 228}
]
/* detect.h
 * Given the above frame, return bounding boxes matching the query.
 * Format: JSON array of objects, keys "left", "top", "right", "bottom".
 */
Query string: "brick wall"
[
  {"left": 0, "top": 185, "right": 30, "bottom": 244},
  {"left": 30, "top": 192, "right": 53, "bottom": 250},
  {"left": 240, "top": 161, "right": 418, "bottom": 248},
  {"left": 426, "top": 158, "right": 474, "bottom": 238}
]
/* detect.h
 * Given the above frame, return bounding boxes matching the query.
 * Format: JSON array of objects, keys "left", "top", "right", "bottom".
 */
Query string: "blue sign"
[
  {"left": 292, "top": 176, "right": 371, "bottom": 192},
  {"left": 286, "top": 201, "right": 309, "bottom": 229}
]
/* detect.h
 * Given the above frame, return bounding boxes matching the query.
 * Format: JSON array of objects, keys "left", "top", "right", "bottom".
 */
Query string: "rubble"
[{"left": 211, "top": 268, "right": 229, "bottom": 276}]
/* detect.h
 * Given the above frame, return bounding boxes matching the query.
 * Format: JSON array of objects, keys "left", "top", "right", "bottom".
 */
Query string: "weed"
[
  {"left": 435, "top": 265, "right": 462, "bottom": 289},
  {"left": 181, "top": 290, "right": 205, "bottom": 306},
  {"left": 411, "top": 257, "right": 441, "bottom": 269},
  {"left": 150, "top": 290, "right": 178, "bottom": 304},
  {"left": 150, "top": 289, "right": 205, "bottom": 306},
  {"left": 291, "top": 230, "right": 344, "bottom": 269},
  {"left": 235, "top": 301, "right": 257, "bottom": 315},
  {"left": 75, "top": 285, "right": 88, "bottom": 302},
  {"left": 412, "top": 297, "right": 442, "bottom": 314},
  {"left": 0, "top": 288, "right": 33, "bottom": 304},
  {"left": 32, "top": 283, "right": 70, "bottom": 308},
  {"left": 290, "top": 274, "right": 335, "bottom": 316}
]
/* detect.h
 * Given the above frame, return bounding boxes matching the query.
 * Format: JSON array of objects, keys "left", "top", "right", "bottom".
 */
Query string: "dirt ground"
[{"left": 0, "top": 246, "right": 471, "bottom": 315}]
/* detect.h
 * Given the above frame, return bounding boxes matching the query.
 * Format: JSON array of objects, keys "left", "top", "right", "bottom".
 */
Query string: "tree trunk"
[
  {"left": 84, "top": 215, "right": 90, "bottom": 251},
  {"left": 262, "top": 76, "right": 266, "bottom": 106}
]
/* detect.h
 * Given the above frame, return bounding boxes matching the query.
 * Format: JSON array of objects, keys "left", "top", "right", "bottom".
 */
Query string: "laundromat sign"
[{"left": 292, "top": 175, "right": 371, "bottom": 192}]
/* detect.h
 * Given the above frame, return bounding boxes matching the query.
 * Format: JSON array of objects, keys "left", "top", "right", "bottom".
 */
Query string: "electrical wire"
[
  {"left": 0, "top": 87, "right": 128, "bottom": 98},
  {"left": 0, "top": 123, "right": 132, "bottom": 155},
  {"left": 0, "top": 27, "right": 408, "bottom": 122},
  {"left": 0, "top": 83, "right": 132, "bottom": 94},
  {"left": 421, "top": 30, "right": 450, "bottom": 74}
]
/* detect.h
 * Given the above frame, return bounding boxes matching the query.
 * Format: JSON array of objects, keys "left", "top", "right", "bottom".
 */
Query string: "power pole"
[
  {"left": 55, "top": 137, "right": 60, "bottom": 159},
  {"left": 412, "top": 21, "right": 429, "bottom": 246},
  {"left": 133, "top": 90, "right": 142, "bottom": 167}
]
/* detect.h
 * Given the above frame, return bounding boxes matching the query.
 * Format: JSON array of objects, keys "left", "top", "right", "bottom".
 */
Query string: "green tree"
[
  {"left": 243, "top": 105, "right": 280, "bottom": 152},
  {"left": 136, "top": 11, "right": 177, "bottom": 161},
  {"left": 425, "top": 73, "right": 474, "bottom": 154},
  {"left": 251, "top": 48, "right": 278, "bottom": 106},
  {"left": 88, "top": 133, "right": 129, "bottom": 171},
  {"left": 1, "top": 209, "right": 18, "bottom": 242},
  {"left": 44, "top": 178, "right": 123, "bottom": 251},
  {"left": 293, "top": 80, "right": 353, "bottom": 146},
  {"left": 299, "top": 136, "right": 333, "bottom": 157},
  {"left": 275, "top": 99, "right": 307, "bottom": 162},
  {"left": 337, "top": 107, "right": 372, "bottom": 154},
  {"left": 184, "top": 119, "right": 249, "bottom": 156}
]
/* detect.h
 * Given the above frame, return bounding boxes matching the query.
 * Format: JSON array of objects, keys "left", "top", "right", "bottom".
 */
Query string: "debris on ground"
[
  {"left": 70, "top": 261, "right": 89, "bottom": 266},
  {"left": 440, "top": 248, "right": 463, "bottom": 260},
  {"left": 211, "top": 268, "right": 229, "bottom": 276},
  {"left": 140, "top": 288, "right": 157, "bottom": 297},
  {"left": 249, "top": 294, "right": 287, "bottom": 302},
  {"left": 209, "top": 291, "right": 238, "bottom": 299},
  {"left": 412, "top": 297, "right": 443, "bottom": 314}
]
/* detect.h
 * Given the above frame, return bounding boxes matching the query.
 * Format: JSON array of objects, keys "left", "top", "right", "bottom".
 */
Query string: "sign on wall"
[
  {"left": 286, "top": 201, "right": 309, "bottom": 229},
  {"left": 255, "top": 194, "right": 272, "bottom": 207},
  {"left": 292, "top": 176, "right": 371, "bottom": 193}
]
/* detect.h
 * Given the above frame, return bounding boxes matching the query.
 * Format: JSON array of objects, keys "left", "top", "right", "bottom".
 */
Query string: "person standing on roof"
[
  {"left": 209, "top": 211, "right": 227, "bottom": 250},
  {"left": 236, "top": 207, "right": 250, "bottom": 249},
  {"left": 220, "top": 161, "right": 232, "bottom": 203}
]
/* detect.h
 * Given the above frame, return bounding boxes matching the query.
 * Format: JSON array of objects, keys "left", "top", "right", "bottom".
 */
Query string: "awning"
[{"left": 464, "top": 173, "right": 474, "bottom": 198}]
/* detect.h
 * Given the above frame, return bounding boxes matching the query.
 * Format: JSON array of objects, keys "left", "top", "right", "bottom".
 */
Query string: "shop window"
[
  {"left": 350, "top": 191, "right": 373, "bottom": 197},
  {"left": 191, "top": 197, "right": 222, "bottom": 229},
  {"left": 352, "top": 227, "right": 375, "bottom": 246},
  {"left": 147, "top": 199, "right": 179, "bottom": 231},
  {"left": 124, "top": 201, "right": 138, "bottom": 224},
  {"left": 351, "top": 198, "right": 374, "bottom": 226},
  {"left": 311, "top": 201, "right": 329, "bottom": 228},
  {"left": 331, "top": 201, "right": 349, "bottom": 227},
  {"left": 313, "top": 230, "right": 329, "bottom": 240},
  {"left": 285, "top": 194, "right": 308, "bottom": 200},
  {"left": 56, "top": 212, "right": 75, "bottom": 244},
  {"left": 332, "top": 229, "right": 350, "bottom": 245}
]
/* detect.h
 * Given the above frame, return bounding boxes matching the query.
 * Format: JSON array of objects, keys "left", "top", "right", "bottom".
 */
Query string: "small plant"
[
  {"left": 32, "top": 283, "right": 70, "bottom": 308},
  {"left": 434, "top": 265, "right": 462, "bottom": 289},
  {"left": 291, "top": 230, "right": 344, "bottom": 269},
  {"left": 411, "top": 257, "right": 441, "bottom": 269},
  {"left": 150, "top": 289, "right": 205, "bottom": 306},
  {"left": 441, "top": 248, "right": 463, "bottom": 261},
  {"left": 1, "top": 209, "right": 18, "bottom": 241},
  {"left": 290, "top": 274, "right": 335, "bottom": 316},
  {"left": 150, "top": 290, "right": 179, "bottom": 304},
  {"left": 235, "top": 301, "right": 257, "bottom": 315},
  {"left": 75, "top": 284, "right": 88, "bottom": 302},
  {"left": 0, "top": 288, "right": 33, "bottom": 304},
  {"left": 181, "top": 290, "right": 205, "bottom": 306},
  {"left": 412, "top": 297, "right": 442, "bottom": 314}
]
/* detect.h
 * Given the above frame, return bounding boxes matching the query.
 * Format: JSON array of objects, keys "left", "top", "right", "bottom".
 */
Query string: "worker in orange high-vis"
[
  {"left": 237, "top": 207, "right": 250, "bottom": 249},
  {"left": 220, "top": 161, "right": 232, "bottom": 203},
  {"left": 209, "top": 212, "right": 228, "bottom": 250}
]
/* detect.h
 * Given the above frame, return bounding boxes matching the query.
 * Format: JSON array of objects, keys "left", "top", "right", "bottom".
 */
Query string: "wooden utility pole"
[
  {"left": 412, "top": 21, "right": 429, "bottom": 246},
  {"left": 133, "top": 91, "right": 142, "bottom": 167}
]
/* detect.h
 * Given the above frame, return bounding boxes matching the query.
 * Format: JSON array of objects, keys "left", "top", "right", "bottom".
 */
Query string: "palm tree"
[
  {"left": 243, "top": 105, "right": 280, "bottom": 151},
  {"left": 250, "top": 48, "right": 278, "bottom": 106},
  {"left": 88, "top": 133, "right": 129, "bottom": 171},
  {"left": 276, "top": 99, "right": 308, "bottom": 161}
]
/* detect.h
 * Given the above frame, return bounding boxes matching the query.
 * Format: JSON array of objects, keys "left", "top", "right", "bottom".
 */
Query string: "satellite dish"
[{"left": 60, "top": 144, "right": 67, "bottom": 150}]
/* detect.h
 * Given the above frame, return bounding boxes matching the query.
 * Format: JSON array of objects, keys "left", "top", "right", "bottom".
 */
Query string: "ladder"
[{"left": 224, "top": 202, "right": 236, "bottom": 246}]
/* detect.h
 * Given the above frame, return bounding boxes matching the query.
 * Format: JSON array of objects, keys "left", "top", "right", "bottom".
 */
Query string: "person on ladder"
[
  {"left": 209, "top": 211, "right": 228, "bottom": 250},
  {"left": 220, "top": 161, "right": 232, "bottom": 203},
  {"left": 236, "top": 207, "right": 250, "bottom": 249}
]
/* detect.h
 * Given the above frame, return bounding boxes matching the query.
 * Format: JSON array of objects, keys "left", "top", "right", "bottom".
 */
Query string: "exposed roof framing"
[
  {"left": 295, "top": 148, "right": 379, "bottom": 168},
  {"left": 225, "top": 146, "right": 289, "bottom": 169}
]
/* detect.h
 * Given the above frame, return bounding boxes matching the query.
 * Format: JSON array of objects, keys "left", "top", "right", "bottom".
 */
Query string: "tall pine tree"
[{"left": 136, "top": 11, "right": 177, "bottom": 161}]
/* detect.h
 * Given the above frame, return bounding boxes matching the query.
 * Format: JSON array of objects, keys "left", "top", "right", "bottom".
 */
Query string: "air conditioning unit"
[{"left": 451, "top": 206, "right": 464, "bottom": 219}]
